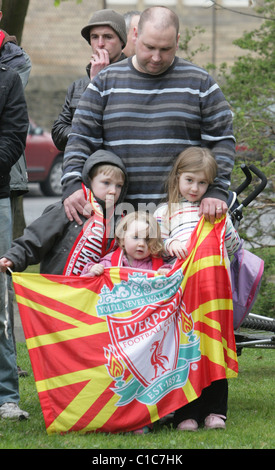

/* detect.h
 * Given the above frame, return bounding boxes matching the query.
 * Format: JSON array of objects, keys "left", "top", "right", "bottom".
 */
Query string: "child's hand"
[
  {"left": 88, "top": 264, "right": 105, "bottom": 276},
  {"left": 168, "top": 240, "right": 188, "bottom": 260},
  {"left": 0, "top": 257, "right": 14, "bottom": 272},
  {"left": 157, "top": 268, "right": 170, "bottom": 276}
]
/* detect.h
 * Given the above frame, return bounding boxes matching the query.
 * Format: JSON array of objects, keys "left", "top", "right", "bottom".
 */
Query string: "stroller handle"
[
  {"left": 241, "top": 165, "right": 268, "bottom": 208},
  {"left": 231, "top": 164, "right": 267, "bottom": 223},
  {"left": 235, "top": 164, "right": 252, "bottom": 195}
]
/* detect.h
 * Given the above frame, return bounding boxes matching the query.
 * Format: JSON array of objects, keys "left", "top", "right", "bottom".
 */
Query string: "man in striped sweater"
[{"left": 62, "top": 6, "right": 235, "bottom": 226}]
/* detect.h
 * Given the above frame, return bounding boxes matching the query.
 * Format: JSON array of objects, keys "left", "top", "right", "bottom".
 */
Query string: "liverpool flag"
[{"left": 12, "top": 217, "right": 238, "bottom": 434}]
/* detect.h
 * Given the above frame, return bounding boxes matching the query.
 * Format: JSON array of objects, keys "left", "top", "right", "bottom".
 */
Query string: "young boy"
[{"left": 0, "top": 150, "right": 128, "bottom": 276}]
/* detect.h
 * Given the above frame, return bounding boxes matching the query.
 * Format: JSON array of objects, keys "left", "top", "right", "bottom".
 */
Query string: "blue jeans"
[{"left": 0, "top": 197, "right": 19, "bottom": 405}]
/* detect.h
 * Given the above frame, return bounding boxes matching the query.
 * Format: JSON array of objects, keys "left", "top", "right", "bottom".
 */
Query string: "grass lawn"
[{"left": 0, "top": 344, "right": 274, "bottom": 451}]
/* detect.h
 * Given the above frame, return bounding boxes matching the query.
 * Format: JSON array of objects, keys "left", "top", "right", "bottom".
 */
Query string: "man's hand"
[
  {"left": 63, "top": 189, "right": 92, "bottom": 225},
  {"left": 199, "top": 197, "right": 228, "bottom": 225},
  {"left": 90, "top": 48, "right": 110, "bottom": 79}
]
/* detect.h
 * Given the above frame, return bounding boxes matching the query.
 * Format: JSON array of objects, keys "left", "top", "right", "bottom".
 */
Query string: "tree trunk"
[{"left": 1, "top": 0, "right": 30, "bottom": 45}]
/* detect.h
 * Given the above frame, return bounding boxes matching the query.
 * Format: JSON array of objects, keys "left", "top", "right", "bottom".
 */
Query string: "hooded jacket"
[{"left": 3, "top": 150, "right": 128, "bottom": 275}]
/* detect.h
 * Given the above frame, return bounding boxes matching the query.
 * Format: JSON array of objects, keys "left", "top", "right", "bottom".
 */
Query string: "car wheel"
[{"left": 40, "top": 155, "right": 63, "bottom": 197}]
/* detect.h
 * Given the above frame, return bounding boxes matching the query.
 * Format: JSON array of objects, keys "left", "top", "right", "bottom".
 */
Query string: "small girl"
[
  {"left": 154, "top": 147, "right": 241, "bottom": 431},
  {"left": 154, "top": 147, "right": 241, "bottom": 261},
  {"left": 82, "top": 211, "right": 171, "bottom": 435},
  {"left": 81, "top": 211, "right": 172, "bottom": 277}
]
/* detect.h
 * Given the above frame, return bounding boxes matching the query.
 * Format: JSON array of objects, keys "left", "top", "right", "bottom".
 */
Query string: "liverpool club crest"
[{"left": 97, "top": 269, "right": 201, "bottom": 406}]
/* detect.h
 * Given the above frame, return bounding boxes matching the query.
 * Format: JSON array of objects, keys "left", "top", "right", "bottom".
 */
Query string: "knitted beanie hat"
[{"left": 81, "top": 9, "right": 127, "bottom": 47}]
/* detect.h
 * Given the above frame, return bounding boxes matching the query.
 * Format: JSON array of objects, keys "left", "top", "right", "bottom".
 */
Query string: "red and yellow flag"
[{"left": 13, "top": 217, "right": 237, "bottom": 434}]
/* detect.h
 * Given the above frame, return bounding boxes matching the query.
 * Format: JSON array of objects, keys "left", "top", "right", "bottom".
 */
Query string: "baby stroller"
[{"left": 228, "top": 164, "right": 275, "bottom": 356}]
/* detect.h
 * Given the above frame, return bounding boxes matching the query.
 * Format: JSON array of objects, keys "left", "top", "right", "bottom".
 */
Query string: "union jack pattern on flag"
[{"left": 13, "top": 217, "right": 238, "bottom": 434}]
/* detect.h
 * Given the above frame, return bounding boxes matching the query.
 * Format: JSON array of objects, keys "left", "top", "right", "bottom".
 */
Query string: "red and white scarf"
[{"left": 63, "top": 186, "right": 115, "bottom": 276}]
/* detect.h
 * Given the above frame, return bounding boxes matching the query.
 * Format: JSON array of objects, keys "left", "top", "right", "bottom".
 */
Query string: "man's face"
[
  {"left": 89, "top": 25, "right": 123, "bottom": 63},
  {"left": 134, "top": 22, "right": 179, "bottom": 75},
  {"left": 123, "top": 14, "right": 140, "bottom": 57}
]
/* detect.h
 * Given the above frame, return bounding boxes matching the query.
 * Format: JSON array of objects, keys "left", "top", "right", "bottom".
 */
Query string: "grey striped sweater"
[{"left": 62, "top": 56, "right": 235, "bottom": 210}]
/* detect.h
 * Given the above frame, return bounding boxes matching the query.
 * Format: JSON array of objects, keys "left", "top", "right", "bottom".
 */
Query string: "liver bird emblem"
[{"left": 150, "top": 328, "right": 170, "bottom": 380}]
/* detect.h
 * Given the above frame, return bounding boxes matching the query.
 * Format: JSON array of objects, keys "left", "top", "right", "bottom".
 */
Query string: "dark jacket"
[
  {"left": 3, "top": 150, "right": 128, "bottom": 274},
  {"left": 0, "top": 30, "right": 32, "bottom": 196},
  {"left": 52, "top": 55, "right": 126, "bottom": 151},
  {"left": 51, "top": 74, "right": 90, "bottom": 151},
  {"left": 0, "top": 65, "right": 29, "bottom": 199}
]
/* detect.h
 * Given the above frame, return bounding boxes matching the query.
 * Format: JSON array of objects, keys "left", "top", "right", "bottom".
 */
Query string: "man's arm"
[
  {"left": 0, "top": 69, "right": 29, "bottom": 173},
  {"left": 61, "top": 82, "right": 103, "bottom": 197},
  {"left": 61, "top": 81, "right": 103, "bottom": 223},
  {"left": 15, "top": 50, "right": 32, "bottom": 88},
  {"left": 199, "top": 74, "right": 236, "bottom": 223},
  {"left": 51, "top": 81, "right": 76, "bottom": 152}
]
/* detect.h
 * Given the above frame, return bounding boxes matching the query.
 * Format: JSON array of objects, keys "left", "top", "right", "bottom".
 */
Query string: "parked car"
[{"left": 25, "top": 120, "right": 63, "bottom": 197}]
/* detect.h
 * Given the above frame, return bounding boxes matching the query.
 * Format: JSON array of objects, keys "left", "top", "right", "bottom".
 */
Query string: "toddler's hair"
[
  {"left": 115, "top": 211, "right": 164, "bottom": 257},
  {"left": 166, "top": 147, "right": 217, "bottom": 214},
  {"left": 89, "top": 163, "right": 125, "bottom": 182}
]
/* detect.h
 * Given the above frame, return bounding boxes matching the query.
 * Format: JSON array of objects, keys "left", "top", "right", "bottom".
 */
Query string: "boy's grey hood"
[{"left": 82, "top": 150, "right": 128, "bottom": 205}]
